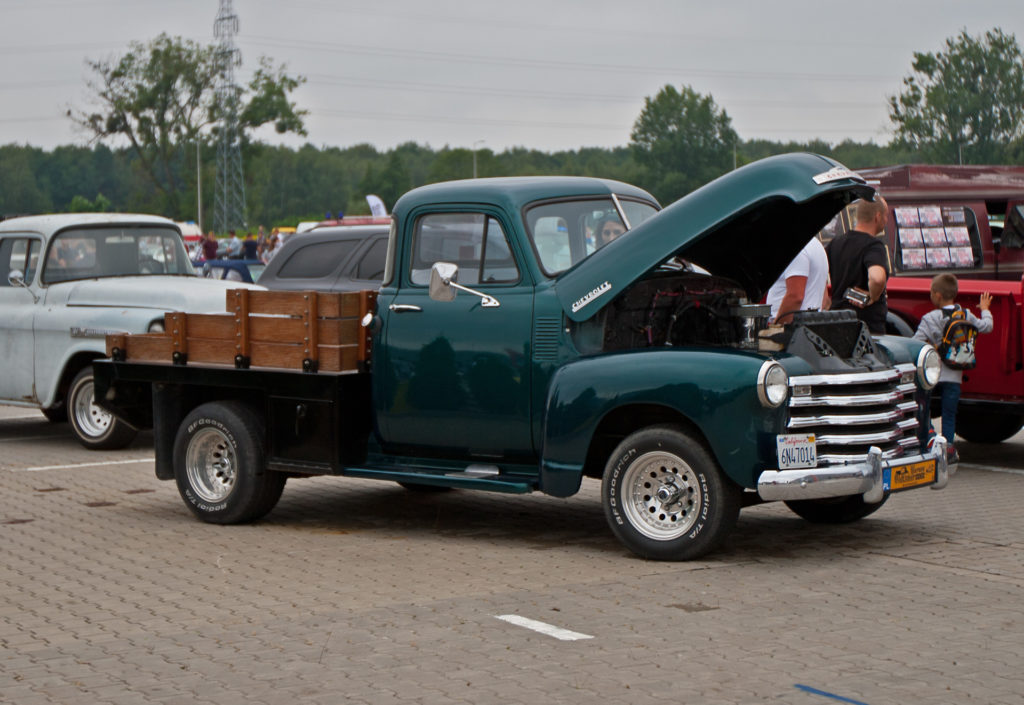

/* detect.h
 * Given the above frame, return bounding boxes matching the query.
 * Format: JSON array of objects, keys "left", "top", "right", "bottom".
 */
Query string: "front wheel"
[
  {"left": 784, "top": 494, "right": 889, "bottom": 523},
  {"left": 173, "top": 401, "right": 286, "bottom": 524},
  {"left": 68, "top": 367, "right": 137, "bottom": 450},
  {"left": 602, "top": 426, "right": 742, "bottom": 561}
]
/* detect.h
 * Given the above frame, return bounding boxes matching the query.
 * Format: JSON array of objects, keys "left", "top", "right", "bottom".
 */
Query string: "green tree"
[
  {"left": 630, "top": 85, "right": 738, "bottom": 203},
  {"left": 888, "top": 28, "right": 1024, "bottom": 164},
  {"left": 70, "top": 33, "right": 306, "bottom": 218}
]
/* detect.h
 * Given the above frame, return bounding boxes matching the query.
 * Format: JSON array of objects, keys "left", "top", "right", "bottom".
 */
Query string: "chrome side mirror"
[
  {"left": 9, "top": 269, "right": 39, "bottom": 303},
  {"left": 429, "top": 262, "right": 458, "bottom": 302},
  {"left": 428, "top": 261, "right": 500, "bottom": 308}
]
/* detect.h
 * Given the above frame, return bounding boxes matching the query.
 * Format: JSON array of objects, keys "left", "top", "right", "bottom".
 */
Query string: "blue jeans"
[{"left": 933, "top": 382, "right": 961, "bottom": 444}]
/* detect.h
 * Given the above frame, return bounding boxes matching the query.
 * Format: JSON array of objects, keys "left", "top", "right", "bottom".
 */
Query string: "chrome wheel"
[
  {"left": 71, "top": 377, "right": 113, "bottom": 439},
  {"left": 185, "top": 427, "right": 237, "bottom": 503},
  {"left": 621, "top": 450, "right": 702, "bottom": 541}
]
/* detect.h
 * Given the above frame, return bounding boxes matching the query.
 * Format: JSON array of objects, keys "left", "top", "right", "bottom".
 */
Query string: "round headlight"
[
  {"left": 148, "top": 320, "right": 165, "bottom": 333},
  {"left": 757, "top": 360, "right": 789, "bottom": 408},
  {"left": 917, "top": 345, "right": 940, "bottom": 389}
]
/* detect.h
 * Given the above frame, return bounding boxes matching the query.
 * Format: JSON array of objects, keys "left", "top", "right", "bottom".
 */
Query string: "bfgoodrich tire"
[
  {"left": 67, "top": 367, "right": 137, "bottom": 450},
  {"left": 602, "top": 426, "right": 742, "bottom": 561},
  {"left": 173, "top": 401, "right": 286, "bottom": 524},
  {"left": 784, "top": 494, "right": 889, "bottom": 523}
]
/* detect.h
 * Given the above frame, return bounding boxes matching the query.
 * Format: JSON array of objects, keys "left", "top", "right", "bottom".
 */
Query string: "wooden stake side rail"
[{"left": 106, "top": 289, "right": 378, "bottom": 374}]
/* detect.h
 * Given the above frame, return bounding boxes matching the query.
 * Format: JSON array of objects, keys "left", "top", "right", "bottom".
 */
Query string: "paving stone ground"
[{"left": 2, "top": 410, "right": 1022, "bottom": 704}]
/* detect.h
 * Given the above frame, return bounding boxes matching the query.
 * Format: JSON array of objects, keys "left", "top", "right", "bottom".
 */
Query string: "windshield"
[
  {"left": 43, "top": 226, "right": 194, "bottom": 284},
  {"left": 525, "top": 197, "right": 659, "bottom": 275}
]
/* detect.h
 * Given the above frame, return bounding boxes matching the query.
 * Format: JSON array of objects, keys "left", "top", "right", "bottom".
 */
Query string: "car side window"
[
  {"left": 0, "top": 237, "right": 41, "bottom": 286},
  {"left": 410, "top": 213, "right": 519, "bottom": 286},
  {"left": 355, "top": 238, "right": 387, "bottom": 281},
  {"left": 277, "top": 240, "right": 359, "bottom": 279}
]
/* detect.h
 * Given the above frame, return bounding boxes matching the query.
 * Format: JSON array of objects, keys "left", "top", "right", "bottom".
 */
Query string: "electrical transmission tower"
[{"left": 213, "top": 0, "right": 246, "bottom": 233}]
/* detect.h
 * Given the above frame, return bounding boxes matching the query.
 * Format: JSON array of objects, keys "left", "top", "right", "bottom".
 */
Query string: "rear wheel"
[
  {"left": 602, "top": 426, "right": 742, "bottom": 561},
  {"left": 173, "top": 401, "right": 286, "bottom": 524},
  {"left": 955, "top": 411, "right": 1024, "bottom": 444},
  {"left": 68, "top": 367, "right": 137, "bottom": 450},
  {"left": 785, "top": 494, "right": 889, "bottom": 523}
]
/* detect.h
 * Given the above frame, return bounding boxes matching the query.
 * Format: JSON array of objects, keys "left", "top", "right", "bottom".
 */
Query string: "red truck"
[{"left": 824, "top": 164, "right": 1024, "bottom": 443}]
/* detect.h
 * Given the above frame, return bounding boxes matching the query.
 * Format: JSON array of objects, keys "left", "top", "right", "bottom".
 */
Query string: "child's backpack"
[{"left": 937, "top": 305, "right": 979, "bottom": 370}]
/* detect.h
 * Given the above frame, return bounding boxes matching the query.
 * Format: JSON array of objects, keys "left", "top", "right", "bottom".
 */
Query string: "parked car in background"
[
  {"left": 200, "top": 258, "right": 265, "bottom": 283},
  {"left": 257, "top": 224, "right": 389, "bottom": 292},
  {"left": 821, "top": 164, "right": 1024, "bottom": 443},
  {"left": 0, "top": 213, "right": 262, "bottom": 449}
]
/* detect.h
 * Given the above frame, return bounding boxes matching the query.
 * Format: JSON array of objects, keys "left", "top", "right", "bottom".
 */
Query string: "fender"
[{"left": 539, "top": 348, "right": 789, "bottom": 497}]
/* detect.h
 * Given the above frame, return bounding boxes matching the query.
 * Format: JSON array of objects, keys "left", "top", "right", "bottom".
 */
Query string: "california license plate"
[
  {"left": 886, "top": 459, "right": 937, "bottom": 492},
  {"left": 777, "top": 434, "right": 817, "bottom": 469}
]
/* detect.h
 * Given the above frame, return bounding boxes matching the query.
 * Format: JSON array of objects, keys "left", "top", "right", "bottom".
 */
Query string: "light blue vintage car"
[{"left": 0, "top": 213, "right": 262, "bottom": 449}]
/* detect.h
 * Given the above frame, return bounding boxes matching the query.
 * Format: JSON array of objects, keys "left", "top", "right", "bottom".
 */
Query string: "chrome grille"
[{"left": 788, "top": 363, "right": 921, "bottom": 464}]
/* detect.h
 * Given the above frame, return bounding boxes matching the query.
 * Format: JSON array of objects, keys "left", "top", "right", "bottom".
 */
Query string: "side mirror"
[
  {"left": 428, "top": 261, "right": 500, "bottom": 308},
  {"left": 9, "top": 269, "right": 39, "bottom": 303},
  {"left": 429, "top": 262, "right": 458, "bottom": 302}
]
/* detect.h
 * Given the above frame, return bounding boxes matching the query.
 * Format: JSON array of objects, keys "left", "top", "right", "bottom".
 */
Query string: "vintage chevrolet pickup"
[{"left": 92, "top": 153, "right": 949, "bottom": 560}]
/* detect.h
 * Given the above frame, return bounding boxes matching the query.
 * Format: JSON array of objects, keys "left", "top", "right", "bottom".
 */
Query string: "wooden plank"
[
  {"left": 172, "top": 314, "right": 357, "bottom": 347},
  {"left": 228, "top": 289, "right": 371, "bottom": 318},
  {"left": 124, "top": 334, "right": 173, "bottom": 361},
  {"left": 168, "top": 312, "right": 188, "bottom": 360},
  {"left": 230, "top": 289, "right": 251, "bottom": 360}
]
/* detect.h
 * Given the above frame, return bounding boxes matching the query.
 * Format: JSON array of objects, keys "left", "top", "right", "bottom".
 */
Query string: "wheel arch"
[
  {"left": 581, "top": 403, "right": 709, "bottom": 481},
  {"left": 47, "top": 350, "right": 103, "bottom": 409}
]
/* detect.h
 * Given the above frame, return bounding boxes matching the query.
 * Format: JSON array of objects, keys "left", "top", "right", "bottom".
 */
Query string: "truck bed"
[{"left": 106, "top": 288, "right": 377, "bottom": 373}]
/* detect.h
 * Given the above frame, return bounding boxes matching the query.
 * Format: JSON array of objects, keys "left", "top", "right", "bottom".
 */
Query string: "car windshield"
[
  {"left": 43, "top": 226, "right": 194, "bottom": 284},
  {"left": 525, "top": 197, "right": 659, "bottom": 275}
]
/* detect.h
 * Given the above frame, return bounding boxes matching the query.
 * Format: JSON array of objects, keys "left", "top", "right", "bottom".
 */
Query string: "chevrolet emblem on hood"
[{"left": 571, "top": 281, "right": 612, "bottom": 313}]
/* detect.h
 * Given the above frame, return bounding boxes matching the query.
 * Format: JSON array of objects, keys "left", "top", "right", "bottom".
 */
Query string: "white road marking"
[
  {"left": 16, "top": 458, "right": 155, "bottom": 472},
  {"left": 495, "top": 614, "right": 594, "bottom": 641}
]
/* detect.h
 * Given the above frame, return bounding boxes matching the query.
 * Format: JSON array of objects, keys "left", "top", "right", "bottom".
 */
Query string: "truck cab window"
[
  {"left": 410, "top": 213, "right": 519, "bottom": 286},
  {"left": 0, "top": 238, "right": 40, "bottom": 285}
]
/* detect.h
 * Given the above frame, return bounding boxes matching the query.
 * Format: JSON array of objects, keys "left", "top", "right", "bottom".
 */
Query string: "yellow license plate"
[{"left": 889, "top": 459, "right": 937, "bottom": 491}]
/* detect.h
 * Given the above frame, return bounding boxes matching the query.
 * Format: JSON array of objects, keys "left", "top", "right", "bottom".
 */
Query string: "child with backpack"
[{"left": 913, "top": 273, "right": 993, "bottom": 460}]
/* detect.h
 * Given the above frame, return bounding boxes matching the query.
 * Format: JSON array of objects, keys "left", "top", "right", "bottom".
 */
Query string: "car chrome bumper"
[{"left": 757, "top": 436, "right": 952, "bottom": 504}]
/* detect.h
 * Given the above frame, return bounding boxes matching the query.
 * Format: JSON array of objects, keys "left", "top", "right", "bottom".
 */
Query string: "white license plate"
[{"left": 777, "top": 434, "right": 817, "bottom": 469}]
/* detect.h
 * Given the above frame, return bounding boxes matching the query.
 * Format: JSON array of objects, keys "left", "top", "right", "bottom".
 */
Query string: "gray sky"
[{"left": 2, "top": 0, "right": 1022, "bottom": 154}]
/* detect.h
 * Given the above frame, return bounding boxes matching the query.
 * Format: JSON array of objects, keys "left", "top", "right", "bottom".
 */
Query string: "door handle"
[{"left": 389, "top": 303, "right": 423, "bottom": 313}]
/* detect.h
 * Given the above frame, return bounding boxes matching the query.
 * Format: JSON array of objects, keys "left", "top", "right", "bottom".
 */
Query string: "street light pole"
[
  {"left": 473, "top": 140, "right": 485, "bottom": 178},
  {"left": 196, "top": 140, "right": 203, "bottom": 231}
]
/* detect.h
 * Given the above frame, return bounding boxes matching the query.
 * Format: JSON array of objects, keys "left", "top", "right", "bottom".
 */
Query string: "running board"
[{"left": 342, "top": 465, "right": 536, "bottom": 494}]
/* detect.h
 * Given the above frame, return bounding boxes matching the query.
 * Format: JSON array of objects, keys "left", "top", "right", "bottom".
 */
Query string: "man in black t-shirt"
[{"left": 826, "top": 197, "right": 891, "bottom": 334}]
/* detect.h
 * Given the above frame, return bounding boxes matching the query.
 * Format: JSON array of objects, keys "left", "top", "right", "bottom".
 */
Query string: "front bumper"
[{"left": 757, "top": 436, "right": 952, "bottom": 504}]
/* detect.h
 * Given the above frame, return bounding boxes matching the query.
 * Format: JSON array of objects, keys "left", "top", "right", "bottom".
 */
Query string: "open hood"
[{"left": 556, "top": 153, "right": 874, "bottom": 321}]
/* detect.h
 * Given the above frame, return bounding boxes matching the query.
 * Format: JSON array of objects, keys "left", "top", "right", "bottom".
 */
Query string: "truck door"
[
  {"left": 0, "top": 236, "right": 42, "bottom": 402},
  {"left": 377, "top": 211, "right": 535, "bottom": 461}
]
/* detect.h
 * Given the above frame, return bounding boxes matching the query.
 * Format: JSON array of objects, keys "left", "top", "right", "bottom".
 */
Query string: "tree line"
[
  {"left": 0, "top": 137, "right": 920, "bottom": 229},
  {"left": 1, "top": 28, "right": 1021, "bottom": 231}
]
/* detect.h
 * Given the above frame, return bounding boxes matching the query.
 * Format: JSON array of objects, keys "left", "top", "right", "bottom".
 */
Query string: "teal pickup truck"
[{"left": 93, "top": 153, "right": 950, "bottom": 560}]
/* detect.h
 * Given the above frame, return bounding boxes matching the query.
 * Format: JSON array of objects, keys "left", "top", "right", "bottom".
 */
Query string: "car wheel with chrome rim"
[
  {"left": 173, "top": 401, "right": 286, "bottom": 524},
  {"left": 602, "top": 425, "right": 742, "bottom": 560},
  {"left": 67, "top": 367, "right": 137, "bottom": 450}
]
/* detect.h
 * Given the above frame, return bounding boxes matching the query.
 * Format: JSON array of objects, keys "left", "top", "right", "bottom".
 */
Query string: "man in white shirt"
[{"left": 766, "top": 237, "right": 830, "bottom": 324}]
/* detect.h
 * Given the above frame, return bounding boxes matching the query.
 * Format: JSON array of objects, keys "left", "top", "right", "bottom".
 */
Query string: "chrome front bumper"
[{"left": 757, "top": 436, "right": 952, "bottom": 504}]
